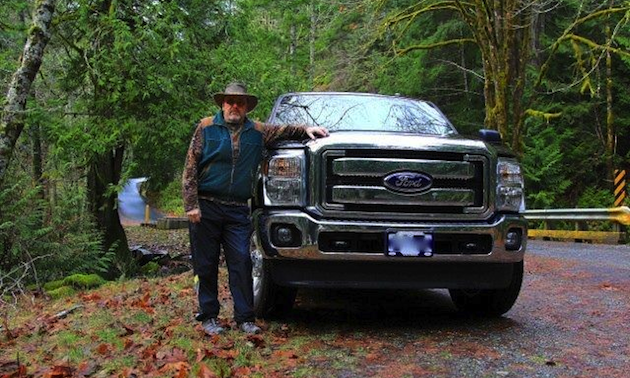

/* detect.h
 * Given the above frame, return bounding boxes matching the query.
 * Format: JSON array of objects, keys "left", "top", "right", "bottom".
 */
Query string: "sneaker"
[
  {"left": 239, "top": 321, "right": 261, "bottom": 334},
  {"left": 201, "top": 318, "right": 224, "bottom": 335}
]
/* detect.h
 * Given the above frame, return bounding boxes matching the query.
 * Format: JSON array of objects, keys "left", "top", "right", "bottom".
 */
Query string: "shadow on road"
[{"left": 285, "top": 288, "right": 519, "bottom": 332}]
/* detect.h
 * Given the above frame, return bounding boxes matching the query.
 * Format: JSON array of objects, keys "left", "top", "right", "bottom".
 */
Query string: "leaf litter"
[{"left": 1, "top": 228, "right": 629, "bottom": 377}]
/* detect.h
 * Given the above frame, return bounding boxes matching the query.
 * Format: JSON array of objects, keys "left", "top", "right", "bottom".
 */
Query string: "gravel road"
[
  {"left": 528, "top": 239, "right": 630, "bottom": 269},
  {"left": 284, "top": 240, "right": 630, "bottom": 377}
]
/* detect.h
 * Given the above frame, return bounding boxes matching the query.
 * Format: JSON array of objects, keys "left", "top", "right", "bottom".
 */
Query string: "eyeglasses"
[{"left": 224, "top": 97, "right": 247, "bottom": 107}]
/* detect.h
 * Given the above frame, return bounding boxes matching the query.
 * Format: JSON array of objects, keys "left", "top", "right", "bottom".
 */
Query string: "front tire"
[
  {"left": 449, "top": 261, "right": 523, "bottom": 317},
  {"left": 251, "top": 235, "right": 296, "bottom": 318}
]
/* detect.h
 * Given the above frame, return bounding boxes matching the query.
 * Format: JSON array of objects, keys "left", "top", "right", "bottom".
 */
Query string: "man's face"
[{"left": 222, "top": 96, "right": 248, "bottom": 124}]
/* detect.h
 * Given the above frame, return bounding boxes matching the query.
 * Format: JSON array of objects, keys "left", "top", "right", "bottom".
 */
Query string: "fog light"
[
  {"left": 505, "top": 229, "right": 522, "bottom": 251},
  {"left": 271, "top": 224, "right": 301, "bottom": 247},
  {"left": 276, "top": 227, "right": 293, "bottom": 244}
]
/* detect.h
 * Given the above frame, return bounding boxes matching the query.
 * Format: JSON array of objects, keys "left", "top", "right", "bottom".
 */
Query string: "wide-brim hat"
[{"left": 213, "top": 82, "right": 258, "bottom": 112}]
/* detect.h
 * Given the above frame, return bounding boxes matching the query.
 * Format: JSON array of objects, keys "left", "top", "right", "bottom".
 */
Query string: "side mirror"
[{"left": 479, "top": 129, "right": 502, "bottom": 143}]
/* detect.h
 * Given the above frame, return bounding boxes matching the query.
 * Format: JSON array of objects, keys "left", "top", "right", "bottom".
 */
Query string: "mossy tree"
[
  {"left": 0, "top": 0, "right": 55, "bottom": 186},
  {"left": 379, "top": 0, "right": 630, "bottom": 153}
]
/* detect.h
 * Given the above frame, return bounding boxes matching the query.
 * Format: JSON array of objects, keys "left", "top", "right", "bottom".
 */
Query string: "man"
[{"left": 182, "top": 82, "right": 328, "bottom": 335}]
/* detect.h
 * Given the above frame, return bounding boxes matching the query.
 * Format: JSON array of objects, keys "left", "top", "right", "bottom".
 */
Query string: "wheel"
[
  {"left": 449, "top": 261, "right": 523, "bottom": 317},
  {"left": 251, "top": 234, "right": 297, "bottom": 318}
]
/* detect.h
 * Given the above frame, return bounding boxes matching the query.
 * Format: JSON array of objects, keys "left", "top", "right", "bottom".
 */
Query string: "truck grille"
[{"left": 321, "top": 149, "right": 487, "bottom": 216}]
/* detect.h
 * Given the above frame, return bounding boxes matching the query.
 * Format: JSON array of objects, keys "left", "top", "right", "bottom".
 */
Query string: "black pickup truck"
[{"left": 251, "top": 92, "right": 526, "bottom": 317}]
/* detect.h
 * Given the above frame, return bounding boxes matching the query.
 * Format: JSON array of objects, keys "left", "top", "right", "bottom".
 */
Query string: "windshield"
[{"left": 269, "top": 93, "right": 456, "bottom": 135}]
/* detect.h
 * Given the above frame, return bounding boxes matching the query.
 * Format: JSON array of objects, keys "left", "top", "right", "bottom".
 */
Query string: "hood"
[{"left": 304, "top": 131, "right": 494, "bottom": 157}]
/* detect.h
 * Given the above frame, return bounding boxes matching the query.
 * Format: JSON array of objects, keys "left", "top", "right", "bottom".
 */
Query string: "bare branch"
[
  {"left": 433, "top": 59, "right": 485, "bottom": 81},
  {"left": 539, "top": 12, "right": 630, "bottom": 94},
  {"left": 535, "top": 5, "right": 630, "bottom": 87}
]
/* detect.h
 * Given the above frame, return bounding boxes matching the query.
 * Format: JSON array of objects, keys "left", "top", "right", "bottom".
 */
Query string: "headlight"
[
  {"left": 264, "top": 150, "right": 306, "bottom": 206},
  {"left": 496, "top": 159, "right": 524, "bottom": 212}
]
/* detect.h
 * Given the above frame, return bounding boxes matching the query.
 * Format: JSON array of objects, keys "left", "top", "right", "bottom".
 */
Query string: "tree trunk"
[
  {"left": 82, "top": 0, "right": 134, "bottom": 278},
  {"left": 31, "top": 123, "right": 44, "bottom": 196},
  {"left": 530, "top": 3, "right": 545, "bottom": 67},
  {"left": 309, "top": 1, "right": 316, "bottom": 89},
  {"left": 460, "top": 30, "right": 469, "bottom": 93},
  {"left": 0, "top": 0, "right": 55, "bottom": 186},
  {"left": 87, "top": 145, "right": 134, "bottom": 278},
  {"left": 462, "top": 0, "right": 531, "bottom": 152},
  {"left": 290, "top": 22, "right": 297, "bottom": 75},
  {"left": 605, "top": 21, "right": 615, "bottom": 180}
]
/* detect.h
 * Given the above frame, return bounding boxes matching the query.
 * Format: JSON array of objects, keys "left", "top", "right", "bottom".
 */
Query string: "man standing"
[{"left": 182, "top": 82, "right": 328, "bottom": 335}]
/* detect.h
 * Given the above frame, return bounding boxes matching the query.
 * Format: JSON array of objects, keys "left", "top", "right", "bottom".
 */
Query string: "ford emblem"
[{"left": 383, "top": 171, "right": 433, "bottom": 194}]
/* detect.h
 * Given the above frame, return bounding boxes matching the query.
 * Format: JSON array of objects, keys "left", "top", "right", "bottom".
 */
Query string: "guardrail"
[{"left": 523, "top": 206, "right": 630, "bottom": 244}]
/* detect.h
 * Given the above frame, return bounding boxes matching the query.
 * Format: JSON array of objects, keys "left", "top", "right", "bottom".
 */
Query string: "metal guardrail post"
[{"left": 144, "top": 205, "right": 150, "bottom": 224}]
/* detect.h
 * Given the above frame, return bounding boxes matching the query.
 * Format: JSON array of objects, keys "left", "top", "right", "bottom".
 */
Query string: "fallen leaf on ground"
[
  {"left": 233, "top": 366, "right": 253, "bottom": 377},
  {"left": 43, "top": 365, "right": 73, "bottom": 378},
  {"left": 197, "top": 363, "right": 218, "bottom": 378},
  {"left": 95, "top": 343, "right": 110, "bottom": 355},
  {"left": 0, "top": 361, "right": 28, "bottom": 377},
  {"left": 158, "top": 361, "right": 189, "bottom": 375},
  {"left": 271, "top": 350, "right": 298, "bottom": 359},
  {"left": 79, "top": 293, "right": 101, "bottom": 301},
  {"left": 246, "top": 334, "right": 266, "bottom": 348},
  {"left": 75, "top": 361, "right": 98, "bottom": 377}
]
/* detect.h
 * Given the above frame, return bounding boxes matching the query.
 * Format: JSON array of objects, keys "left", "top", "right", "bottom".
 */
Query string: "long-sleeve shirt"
[{"left": 182, "top": 111, "right": 309, "bottom": 211}]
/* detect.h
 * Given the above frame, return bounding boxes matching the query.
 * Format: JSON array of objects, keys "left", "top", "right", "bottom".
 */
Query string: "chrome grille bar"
[
  {"left": 331, "top": 186, "right": 475, "bottom": 206},
  {"left": 332, "top": 158, "right": 474, "bottom": 179}
]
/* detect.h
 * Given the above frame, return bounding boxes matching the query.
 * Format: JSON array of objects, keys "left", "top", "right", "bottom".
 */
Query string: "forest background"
[{"left": 1, "top": 0, "right": 629, "bottom": 291}]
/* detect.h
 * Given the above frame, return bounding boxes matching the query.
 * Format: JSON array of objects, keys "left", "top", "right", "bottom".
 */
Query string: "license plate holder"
[{"left": 386, "top": 231, "right": 433, "bottom": 257}]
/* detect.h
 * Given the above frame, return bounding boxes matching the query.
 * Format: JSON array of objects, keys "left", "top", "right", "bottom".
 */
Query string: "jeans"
[{"left": 189, "top": 199, "right": 254, "bottom": 323}]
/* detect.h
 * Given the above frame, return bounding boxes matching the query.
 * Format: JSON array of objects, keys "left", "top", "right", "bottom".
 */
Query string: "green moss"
[
  {"left": 28, "top": 25, "right": 43, "bottom": 36},
  {"left": 293, "top": 366, "right": 318, "bottom": 378},
  {"left": 96, "top": 328, "right": 124, "bottom": 350},
  {"left": 131, "top": 311, "right": 153, "bottom": 324},
  {"left": 63, "top": 274, "right": 106, "bottom": 289},
  {"left": 140, "top": 261, "right": 160, "bottom": 276},
  {"left": 171, "top": 336, "right": 194, "bottom": 351},
  {"left": 57, "top": 330, "right": 82, "bottom": 346},
  {"left": 101, "top": 355, "right": 137, "bottom": 374},
  {"left": 43, "top": 279, "right": 66, "bottom": 291},
  {"left": 525, "top": 109, "right": 562, "bottom": 122},
  {"left": 48, "top": 286, "right": 76, "bottom": 299},
  {"left": 207, "top": 359, "right": 232, "bottom": 378}
]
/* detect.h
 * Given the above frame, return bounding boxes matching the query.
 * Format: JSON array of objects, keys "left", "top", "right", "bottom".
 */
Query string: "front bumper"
[
  {"left": 253, "top": 210, "right": 526, "bottom": 289},
  {"left": 253, "top": 209, "right": 526, "bottom": 263}
]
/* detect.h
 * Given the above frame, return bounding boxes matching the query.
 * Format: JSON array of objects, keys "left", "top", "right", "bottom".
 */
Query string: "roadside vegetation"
[{"left": 0, "top": 228, "right": 399, "bottom": 378}]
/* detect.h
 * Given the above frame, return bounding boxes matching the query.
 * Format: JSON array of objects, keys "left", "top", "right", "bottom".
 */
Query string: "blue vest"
[{"left": 197, "top": 112, "right": 264, "bottom": 203}]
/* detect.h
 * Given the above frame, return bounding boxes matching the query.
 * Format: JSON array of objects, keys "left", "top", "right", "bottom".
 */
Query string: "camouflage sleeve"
[
  {"left": 254, "top": 121, "right": 309, "bottom": 147},
  {"left": 182, "top": 123, "right": 204, "bottom": 212}
]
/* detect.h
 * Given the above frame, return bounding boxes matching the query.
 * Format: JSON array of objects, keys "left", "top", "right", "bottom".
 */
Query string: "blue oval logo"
[{"left": 383, "top": 171, "right": 433, "bottom": 194}]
